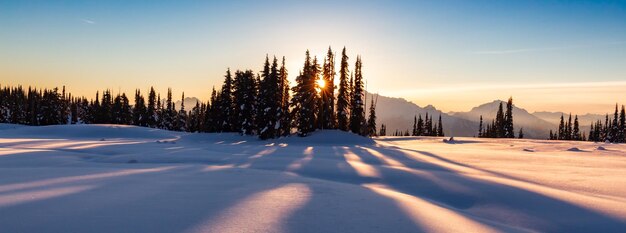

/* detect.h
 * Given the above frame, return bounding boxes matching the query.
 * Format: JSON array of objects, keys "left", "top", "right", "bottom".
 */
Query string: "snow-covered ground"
[{"left": 1, "top": 124, "right": 625, "bottom": 233}]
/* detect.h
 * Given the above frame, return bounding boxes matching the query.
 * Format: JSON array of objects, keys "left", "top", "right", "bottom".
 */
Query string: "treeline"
[
  {"left": 550, "top": 104, "right": 625, "bottom": 143},
  {"left": 383, "top": 113, "right": 444, "bottom": 137},
  {"left": 477, "top": 97, "right": 522, "bottom": 138},
  {"left": 0, "top": 47, "right": 384, "bottom": 140}
]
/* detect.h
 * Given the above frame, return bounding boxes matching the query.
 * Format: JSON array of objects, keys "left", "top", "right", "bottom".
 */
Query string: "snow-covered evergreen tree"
[
  {"left": 336, "top": 47, "right": 350, "bottom": 131},
  {"left": 349, "top": 56, "right": 365, "bottom": 135}
]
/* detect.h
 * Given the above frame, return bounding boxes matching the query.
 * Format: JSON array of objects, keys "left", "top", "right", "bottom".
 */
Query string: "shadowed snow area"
[{"left": 1, "top": 124, "right": 625, "bottom": 232}]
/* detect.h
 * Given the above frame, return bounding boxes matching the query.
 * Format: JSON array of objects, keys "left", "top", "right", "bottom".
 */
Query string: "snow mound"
[
  {"left": 596, "top": 146, "right": 607, "bottom": 151},
  {"left": 567, "top": 147, "right": 583, "bottom": 152},
  {"left": 523, "top": 148, "right": 535, "bottom": 152},
  {"left": 1, "top": 124, "right": 179, "bottom": 140},
  {"left": 276, "top": 130, "right": 375, "bottom": 145},
  {"left": 0, "top": 123, "right": 28, "bottom": 130}
]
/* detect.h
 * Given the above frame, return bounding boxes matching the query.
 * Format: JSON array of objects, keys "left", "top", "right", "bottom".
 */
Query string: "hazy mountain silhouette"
[
  {"left": 533, "top": 111, "right": 604, "bottom": 134},
  {"left": 450, "top": 100, "right": 555, "bottom": 139}
]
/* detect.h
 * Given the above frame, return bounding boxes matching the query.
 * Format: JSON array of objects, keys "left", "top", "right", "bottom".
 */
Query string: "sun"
[{"left": 317, "top": 79, "right": 326, "bottom": 89}]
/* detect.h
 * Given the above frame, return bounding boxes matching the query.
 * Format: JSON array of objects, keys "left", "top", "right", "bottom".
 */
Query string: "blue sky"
[{"left": 1, "top": 0, "right": 625, "bottom": 113}]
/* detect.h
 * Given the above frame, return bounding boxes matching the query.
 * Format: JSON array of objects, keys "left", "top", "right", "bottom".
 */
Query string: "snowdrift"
[{"left": 1, "top": 124, "right": 625, "bottom": 233}]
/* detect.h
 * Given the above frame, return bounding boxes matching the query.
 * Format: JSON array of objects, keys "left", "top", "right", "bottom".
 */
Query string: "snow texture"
[{"left": 0, "top": 124, "right": 625, "bottom": 232}]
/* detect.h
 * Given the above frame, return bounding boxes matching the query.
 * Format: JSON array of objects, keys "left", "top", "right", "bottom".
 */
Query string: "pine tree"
[
  {"left": 233, "top": 70, "right": 258, "bottom": 135},
  {"left": 617, "top": 105, "right": 626, "bottom": 143},
  {"left": 424, "top": 113, "right": 432, "bottom": 136},
  {"left": 610, "top": 104, "right": 619, "bottom": 142},
  {"left": 366, "top": 97, "right": 377, "bottom": 137},
  {"left": 258, "top": 56, "right": 281, "bottom": 140},
  {"left": 163, "top": 88, "right": 175, "bottom": 130},
  {"left": 518, "top": 128, "right": 524, "bottom": 139},
  {"left": 336, "top": 47, "right": 350, "bottom": 131},
  {"left": 566, "top": 113, "right": 572, "bottom": 140},
  {"left": 188, "top": 101, "right": 201, "bottom": 132},
  {"left": 495, "top": 102, "right": 505, "bottom": 138},
  {"left": 572, "top": 115, "right": 580, "bottom": 140},
  {"left": 156, "top": 93, "right": 164, "bottom": 129},
  {"left": 112, "top": 93, "right": 132, "bottom": 124},
  {"left": 320, "top": 47, "right": 336, "bottom": 129},
  {"left": 478, "top": 115, "right": 483, "bottom": 137},
  {"left": 558, "top": 114, "right": 565, "bottom": 140},
  {"left": 437, "top": 114, "right": 444, "bottom": 137},
  {"left": 349, "top": 56, "right": 365, "bottom": 135},
  {"left": 278, "top": 57, "right": 291, "bottom": 137},
  {"left": 417, "top": 114, "right": 424, "bottom": 136},
  {"left": 504, "top": 97, "right": 514, "bottom": 138},
  {"left": 292, "top": 51, "right": 318, "bottom": 137},
  {"left": 97, "top": 90, "right": 112, "bottom": 124},
  {"left": 174, "top": 92, "right": 187, "bottom": 131},
  {"left": 219, "top": 69, "right": 235, "bottom": 132},
  {"left": 146, "top": 87, "right": 157, "bottom": 127},
  {"left": 379, "top": 124, "right": 387, "bottom": 136},
  {"left": 132, "top": 90, "right": 146, "bottom": 126}
]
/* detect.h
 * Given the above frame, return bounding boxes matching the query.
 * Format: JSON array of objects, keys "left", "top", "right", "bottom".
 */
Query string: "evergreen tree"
[
  {"left": 518, "top": 128, "right": 524, "bottom": 139},
  {"left": 424, "top": 113, "right": 432, "bottom": 136},
  {"left": 616, "top": 105, "right": 626, "bottom": 143},
  {"left": 102, "top": 90, "right": 114, "bottom": 123},
  {"left": 258, "top": 56, "right": 280, "bottom": 139},
  {"left": 156, "top": 93, "right": 164, "bottom": 129},
  {"left": 610, "top": 104, "right": 619, "bottom": 142},
  {"left": 132, "top": 90, "right": 147, "bottom": 126},
  {"left": 504, "top": 97, "right": 514, "bottom": 138},
  {"left": 478, "top": 115, "right": 483, "bottom": 137},
  {"left": 202, "top": 87, "right": 217, "bottom": 132},
  {"left": 187, "top": 101, "right": 201, "bottom": 132},
  {"left": 572, "top": 115, "right": 580, "bottom": 140},
  {"left": 112, "top": 93, "right": 132, "bottom": 124},
  {"left": 320, "top": 47, "right": 336, "bottom": 129},
  {"left": 349, "top": 56, "right": 365, "bottom": 135},
  {"left": 566, "top": 113, "right": 572, "bottom": 140},
  {"left": 292, "top": 51, "right": 318, "bottom": 137},
  {"left": 174, "top": 92, "right": 187, "bottom": 131},
  {"left": 146, "top": 87, "right": 157, "bottom": 127},
  {"left": 219, "top": 69, "right": 235, "bottom": 132},
  {"left": 336, "top": 47, "right": 350, "bottom": 131},
  {"left": 558, "top": 114, "right": 565, "bottom": 140},
  {"left": 278, "top": 57, "right": 291, "bottom": 136},
  {"left": 163, "top": 88, "right": 175, "bottom": 130},
  {"left": 366, "top": 97, "right": 377, "bottom": 137},
  {"left": 417, "top": 114, "right": 424, "bottom": 136},
  {"left": 233, "top": 70, "right": 258, "bottom": 135},
  {"left": 495, "top": 102, "right": 505, "bottom": 138},
  {"left": 379, "top": 124, "right": 387, "bottom": 136},
  {"left": 437, "top": 114, "right": 444, "bottom": 137}
]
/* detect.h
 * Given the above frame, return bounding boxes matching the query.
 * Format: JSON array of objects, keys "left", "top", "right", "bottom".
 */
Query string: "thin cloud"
[
  {"left": 80, "top": 19, "right": 96, "bottom": 24},
  {"left": 386, "top": 81, "right": 626, "bottom": 96},
  {"left": 473, "top": 41, "right": 626, "bottom": 55},
  {"left": 473, "top": 47, "right": 568, "bottom": 55}
]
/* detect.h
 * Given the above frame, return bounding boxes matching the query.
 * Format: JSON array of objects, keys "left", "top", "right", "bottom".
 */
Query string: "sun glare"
[{"left": 317, "top": 79, "right": 326, "bottom": 89}]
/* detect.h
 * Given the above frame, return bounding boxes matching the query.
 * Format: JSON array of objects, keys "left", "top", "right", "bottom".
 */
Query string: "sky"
[{"left": 1, "top": 0, "right": 625, "bottom": 114}]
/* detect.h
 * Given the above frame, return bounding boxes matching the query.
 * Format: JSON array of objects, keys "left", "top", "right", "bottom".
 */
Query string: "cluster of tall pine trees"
[
  {"left": 477, "top": 97, "right": 521, "bottom": 138},
  {"left": 550, "top": 104, "right": 626, "bottom": 143},
  {"left": 0, "top": 47, "right": 381, "bottom": 140},
  {"left": 548, "top": 114, "right": 585, "bottom": 141},
  {"left": 389, "top": 113, "right": 444, "bottom": 137}
]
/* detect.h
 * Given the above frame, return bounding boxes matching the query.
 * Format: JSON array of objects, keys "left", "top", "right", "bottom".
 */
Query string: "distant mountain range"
[
  {"left": 449, "top": 100, "right": 554, "bottom": 139},
  {"left": 532, "top": 111, "right": 605, "bottom": 129},
  {"left": 180, "top": 93, "right": 608, "bottom": 139},
  {"left": 173, "top": 97, "right": 201, "bottom": 110},
  {"left": 370, "top": 93, "right": 607, "bottom": 139}
]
